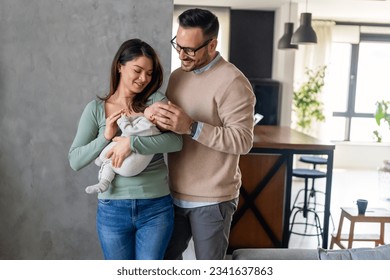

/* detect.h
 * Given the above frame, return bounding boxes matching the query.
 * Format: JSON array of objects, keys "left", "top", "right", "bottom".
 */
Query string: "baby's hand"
[
  {"left": 144, "top": 101, "right": 168, "bottom": 128},
  {"left": 144, "top": 106, "right": 157, "bottom": 121}
]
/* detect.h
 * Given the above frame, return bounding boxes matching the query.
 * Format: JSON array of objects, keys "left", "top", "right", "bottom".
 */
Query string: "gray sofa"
[{"left": 232, "top": 244, "right": 390, "bottom": 260}]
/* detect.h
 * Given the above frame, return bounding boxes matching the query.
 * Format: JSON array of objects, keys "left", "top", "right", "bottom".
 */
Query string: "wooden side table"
[{"left": 330, "top": 207, "right": 390, "bottom": 249}]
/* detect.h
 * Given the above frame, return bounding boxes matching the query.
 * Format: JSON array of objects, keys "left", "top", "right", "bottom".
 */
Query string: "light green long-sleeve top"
[{"left": 68, "top": 92, "right": 183, "bottom": 199}]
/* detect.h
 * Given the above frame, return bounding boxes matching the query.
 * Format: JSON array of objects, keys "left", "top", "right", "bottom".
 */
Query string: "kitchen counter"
[{"left": 228, "top": 126, "right": 335, "bottom": 251}]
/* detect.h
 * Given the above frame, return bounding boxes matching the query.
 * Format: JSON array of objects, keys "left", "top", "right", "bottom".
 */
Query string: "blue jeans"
[{"left": 96, "top": 195, "right": 174, "bottom": 260}]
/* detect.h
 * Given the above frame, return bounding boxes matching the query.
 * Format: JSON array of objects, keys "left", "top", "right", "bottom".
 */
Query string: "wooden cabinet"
[{"left": 229, "top": 154, "right": 286, "bottom": 250}]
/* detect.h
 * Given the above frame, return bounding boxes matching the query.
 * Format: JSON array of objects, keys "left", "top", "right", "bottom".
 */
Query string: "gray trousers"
[{"left": 164, "top": 198, "right": 238, "bottom": 260}]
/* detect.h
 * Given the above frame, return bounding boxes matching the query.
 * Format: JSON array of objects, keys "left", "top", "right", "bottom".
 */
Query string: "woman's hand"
[
  {"left": 106, "top": 136, "right": 132, "bottom": 168},
  {"left": 104, "top": 110, "right": 123, "bottom": 140}
]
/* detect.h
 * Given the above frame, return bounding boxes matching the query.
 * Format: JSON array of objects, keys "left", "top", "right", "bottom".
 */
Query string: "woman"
[{"left": 68, "top": 39, "right": 182, "bottom": 260}]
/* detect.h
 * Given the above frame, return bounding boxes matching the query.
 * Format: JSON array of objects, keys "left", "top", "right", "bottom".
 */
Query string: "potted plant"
[
  {"left": 373, "top": 100, "right": 390, "bottom": 143},
  {"left": 293, "top": 65, "right": 327, "bottom": 133}
]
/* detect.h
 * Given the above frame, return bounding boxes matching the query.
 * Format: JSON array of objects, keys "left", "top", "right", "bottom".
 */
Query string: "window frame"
[{"left": 332, "top": 32, "right": 390, "bottom": 141}]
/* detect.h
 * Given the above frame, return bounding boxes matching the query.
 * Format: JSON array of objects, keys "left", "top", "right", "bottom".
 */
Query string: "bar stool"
[
  {"left": 299, "top": 155, "right": 328, "bottom": 168},
  {"left": 297, "top": 156, "right": 328, "bottom": 210},
  {"left": 289, "top": 168, "right": 327, "bottom": 246},
  {"left": 295, "top": 155, "right": 335, "bottom": 231}
]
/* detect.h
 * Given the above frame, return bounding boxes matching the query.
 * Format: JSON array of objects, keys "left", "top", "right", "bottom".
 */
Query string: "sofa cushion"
[
  {"left": 317, "top": 248, "right": 353, "bottom": 260},
  {"left": 232, "top": 248, "right": 318, "bottom": 260},
  {"left": 318, "top": 244, "right": 390, "bottom": 260},
  {"left": 350, "top": 244, "right": 390, "bottom": 260}
]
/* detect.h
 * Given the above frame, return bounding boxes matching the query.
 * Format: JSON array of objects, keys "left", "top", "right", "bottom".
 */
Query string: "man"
[{"left": 152, "top": 8, "right": 256, "bottom": 260}]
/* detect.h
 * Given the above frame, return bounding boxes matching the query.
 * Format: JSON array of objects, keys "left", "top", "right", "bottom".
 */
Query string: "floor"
[
  {"left": 288, "top": 168, "right": 390, "bottom": 249},
  {"left": 182, "top": 168, "right": 390, "bottom": 259}
]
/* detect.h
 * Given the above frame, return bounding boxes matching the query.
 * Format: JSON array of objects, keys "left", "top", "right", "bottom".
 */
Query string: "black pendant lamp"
[
  {"left": 291, "top": 0, "right": 317, "bottom": 45},
  {"left": 278, "top": 22, "right": 298, "bottom": 49},
  {"left": 278, "top": 0, "right": 298, "bottom": 50}
]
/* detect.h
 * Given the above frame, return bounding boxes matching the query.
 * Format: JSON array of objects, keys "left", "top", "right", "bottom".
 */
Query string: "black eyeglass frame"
[{"left": 170, "top": 36, "right": 213, "bottom": 56}]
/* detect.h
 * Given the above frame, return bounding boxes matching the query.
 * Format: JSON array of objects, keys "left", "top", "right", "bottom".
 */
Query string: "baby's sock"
[{"left": 85, "top": 179, "right": 111, "bottom": 194}]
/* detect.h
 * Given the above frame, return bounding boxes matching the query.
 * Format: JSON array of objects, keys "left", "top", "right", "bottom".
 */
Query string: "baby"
[{"left": 85, "top": 105, "right": 160, "bottom": 194}]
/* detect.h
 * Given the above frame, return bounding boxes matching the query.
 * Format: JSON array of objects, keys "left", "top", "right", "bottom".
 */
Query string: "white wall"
[
  {"left": 272, "top": 3, "right": 298, "bottom": 127},
  {"left": 334, "top": 143, "right": 390, "bottom": 170}
]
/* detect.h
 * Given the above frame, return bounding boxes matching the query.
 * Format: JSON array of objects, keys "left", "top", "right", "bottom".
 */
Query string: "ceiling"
[{"left": 174, "top": 0, "right": 390, "bottom": 24}]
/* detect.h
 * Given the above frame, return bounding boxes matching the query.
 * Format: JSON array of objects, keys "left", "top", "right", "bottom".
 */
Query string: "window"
[{"left": 326, "top": 28, "right": 390, "bottom": 142}]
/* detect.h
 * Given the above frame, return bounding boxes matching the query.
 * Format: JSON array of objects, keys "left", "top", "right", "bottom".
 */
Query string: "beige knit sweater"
[{"left": 166, "top": 57, "right": 256, "bottom": 202}]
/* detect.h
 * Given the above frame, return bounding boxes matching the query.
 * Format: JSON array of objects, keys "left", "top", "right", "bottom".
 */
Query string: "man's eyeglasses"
[{"left": 170, "top": 36, "right": 213, "bottom": 57}]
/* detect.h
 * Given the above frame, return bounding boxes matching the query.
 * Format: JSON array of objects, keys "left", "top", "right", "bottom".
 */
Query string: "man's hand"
[
  {"left": 152, "top": 101, "right": 193, "bottom": 135},
  {"left": 106, "top": 136, "right": 131, "bottom": 168}
]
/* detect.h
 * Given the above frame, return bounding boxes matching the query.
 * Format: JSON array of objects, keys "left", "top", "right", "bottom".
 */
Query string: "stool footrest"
[
  {"left": 290, "top": 222, "right": 323, "bottom": 237},
  {"left": 331, "top": 232, "right": 380, "bottom": 242}
]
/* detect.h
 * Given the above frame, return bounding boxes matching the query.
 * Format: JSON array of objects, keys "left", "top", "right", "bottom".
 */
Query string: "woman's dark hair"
[
  {"left": 178, "top": 8, "right": 219, "bottom": 39},
  {"left": 100, "top": 38, "right": 163, "bottom": 113}
]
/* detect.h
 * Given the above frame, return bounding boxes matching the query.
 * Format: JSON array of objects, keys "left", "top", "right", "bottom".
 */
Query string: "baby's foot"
[{"left": 85, "top": 179, "right": 110, "bottom": 194}]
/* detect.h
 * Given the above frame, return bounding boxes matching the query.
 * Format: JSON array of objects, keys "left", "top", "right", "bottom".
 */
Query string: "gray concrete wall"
[{"left": 0, "top": 0, "right": 173, "bottom": 259}]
